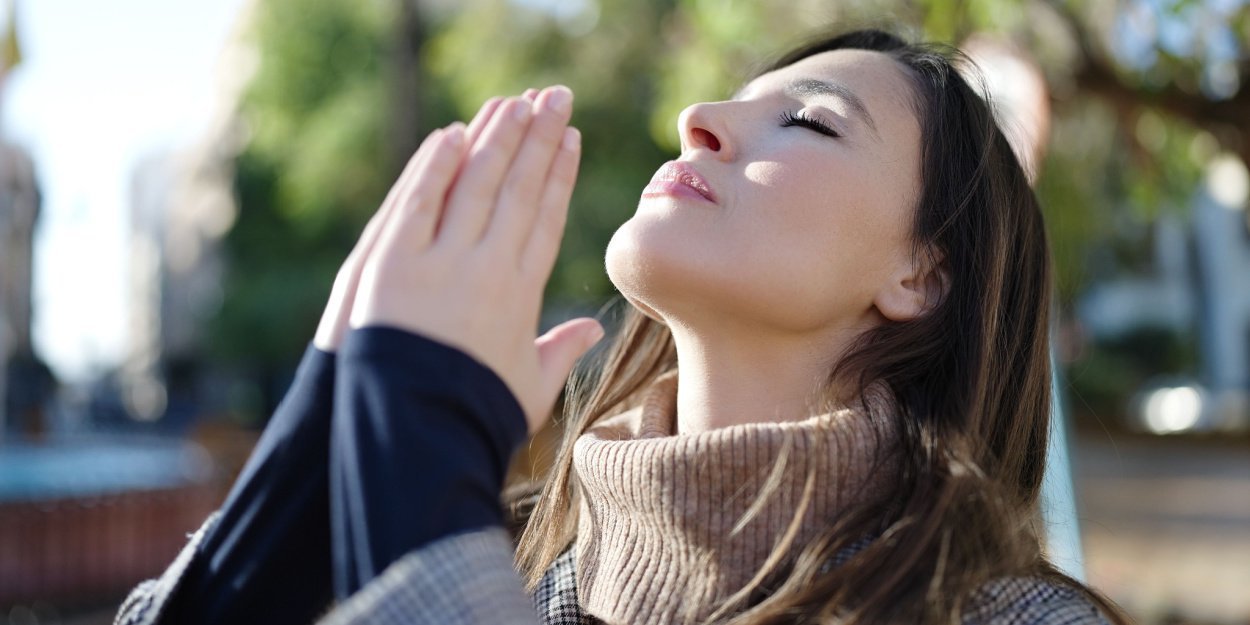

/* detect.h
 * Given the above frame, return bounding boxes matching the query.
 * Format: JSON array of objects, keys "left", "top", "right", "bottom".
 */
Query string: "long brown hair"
[{"left": 514, "top": 29, "right": 1128, "bottom": 624}]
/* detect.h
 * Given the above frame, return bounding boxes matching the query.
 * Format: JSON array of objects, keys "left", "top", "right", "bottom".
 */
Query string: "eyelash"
[{"left": 778, "top": 110, "right": 840, "bottom": 138}]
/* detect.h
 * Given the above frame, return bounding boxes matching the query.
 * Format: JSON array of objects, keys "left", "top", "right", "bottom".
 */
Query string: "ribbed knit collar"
[{"left": 572, "top": 372, "right": 895, "bottom": 625}]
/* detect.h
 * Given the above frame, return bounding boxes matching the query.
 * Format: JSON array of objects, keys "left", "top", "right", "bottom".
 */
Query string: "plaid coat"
[
  {"left": 118, "top": 519, "right": 1111, "bottom": 625},
  {"left": 329, "top": 529, "right": 1113, "bottom": 625}
]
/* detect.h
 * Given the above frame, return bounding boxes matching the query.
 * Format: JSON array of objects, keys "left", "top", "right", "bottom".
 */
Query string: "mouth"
[{"left": 642, "top": 161, "right": 717, "bottom": 204}]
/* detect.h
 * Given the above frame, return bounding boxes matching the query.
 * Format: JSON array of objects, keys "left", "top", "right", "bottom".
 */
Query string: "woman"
[{"left": 118, "top": 29, "right": 1126, "bottom": 625}]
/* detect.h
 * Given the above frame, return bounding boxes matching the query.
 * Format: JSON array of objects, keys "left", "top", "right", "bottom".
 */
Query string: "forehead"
[{"left": 745, "top": 48, "right": 919, "bottom": 136}]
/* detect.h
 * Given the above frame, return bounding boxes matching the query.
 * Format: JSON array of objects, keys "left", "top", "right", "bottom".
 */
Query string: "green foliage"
[
  {"left": 210, "top": 0, "right": 400, "bottom": 364},
  {"left": 244, "top": 0, "right": 393, "bottom": 230}
]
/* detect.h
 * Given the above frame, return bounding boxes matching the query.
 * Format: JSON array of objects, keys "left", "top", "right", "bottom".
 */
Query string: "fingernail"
[
  {"left": 511, "top": 99, "right": 530, "bottom": 121},
  {"left": 445, "top": 123, "right": 465, "bottom": 143},
  {"left": 545, "top": 86, "right": 572, "bottom": 114},
  {"left": 562, "top": 127, "right": 581, "bottom": 150}
]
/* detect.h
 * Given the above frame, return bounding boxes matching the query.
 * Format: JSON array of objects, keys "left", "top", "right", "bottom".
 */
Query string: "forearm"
[
  {"left": 136, "top": 344, "right": 338, "bottom": 625},
  {"left": 330, "top": 326, "right": 528, "bottom": 597}
]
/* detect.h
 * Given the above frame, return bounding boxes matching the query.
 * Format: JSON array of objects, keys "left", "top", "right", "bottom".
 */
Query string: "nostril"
[{"left": 691, "top": 127, "right": 721, "bottom": 152}]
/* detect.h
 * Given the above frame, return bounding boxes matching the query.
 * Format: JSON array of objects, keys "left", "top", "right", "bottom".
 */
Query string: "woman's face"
[{"left": 606, "top": 49, "right": 925, "bottom": 337}]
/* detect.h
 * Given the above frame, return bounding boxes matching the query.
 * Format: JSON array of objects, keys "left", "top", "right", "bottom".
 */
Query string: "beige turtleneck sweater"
[{"left": 571, "top": 372, "right": 895, "bottom": 625}]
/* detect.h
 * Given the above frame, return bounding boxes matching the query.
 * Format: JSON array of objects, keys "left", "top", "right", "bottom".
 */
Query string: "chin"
[
  {"left": 607, "top": 217, "right": 854, "bottom": 334},
  {"left": 605, "top": 221, "right": 660, "bottom": 320},
  {"left": 606, "top": 216, "right": 730, "bottom": 326}
]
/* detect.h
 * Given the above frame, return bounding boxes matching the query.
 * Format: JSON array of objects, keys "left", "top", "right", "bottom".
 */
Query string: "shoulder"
[
  {"left": 114, "top": 513, "right": 220, "bottom": 625},
  {"left": 532, "top": 547, "right": 597, "bottom": 624},
  {"left": 962, "top": 575, "right": 1115, "bottom": 625},
  {"left": 321, "top": 527, "right": 538, "bottom": 625}
]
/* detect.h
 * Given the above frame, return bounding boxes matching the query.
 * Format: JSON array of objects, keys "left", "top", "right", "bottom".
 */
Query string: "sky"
[{"left": 2, "top": 0, "right": 251, "bottom": 381}]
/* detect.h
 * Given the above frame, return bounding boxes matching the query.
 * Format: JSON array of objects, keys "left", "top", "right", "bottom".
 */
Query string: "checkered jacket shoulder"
[
  {"left": 117, "top": 522, "right": 1112, "bottom": 625},
  {"left": 331, "top": 528, "right": 1112, "bottom": 625},
  {"left": 527, "top": 537, "right": 1113, "bottom": 625}
]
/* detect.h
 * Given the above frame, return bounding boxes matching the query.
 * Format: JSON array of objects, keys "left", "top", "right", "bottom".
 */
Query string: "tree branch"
[{"left": 1041, "top": 0, "right": 1250, "bottom": 162}]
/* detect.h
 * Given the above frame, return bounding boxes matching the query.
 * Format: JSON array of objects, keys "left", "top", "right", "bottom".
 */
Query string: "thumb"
[{"left": 534, "top": 317, "right": 605, "bottom": 413}]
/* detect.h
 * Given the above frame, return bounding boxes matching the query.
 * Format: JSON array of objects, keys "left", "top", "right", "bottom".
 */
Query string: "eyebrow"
[{"left": 783, "top": 78, "right": 880, "bottom": 137}]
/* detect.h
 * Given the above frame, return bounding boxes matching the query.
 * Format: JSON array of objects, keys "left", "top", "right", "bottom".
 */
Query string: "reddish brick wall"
[{"left": 0, "top": 483, "right": 219, "bottom": 606}]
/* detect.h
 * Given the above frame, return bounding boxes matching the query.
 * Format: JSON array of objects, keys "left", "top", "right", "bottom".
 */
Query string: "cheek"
[
  {"left": 736, "top": 157, "right": 912, "bottom": 314},
  {"left": 741, "top": 157, "right": 894, "bottom": 273},
  {"left": 742, "top": 159, "right": 839, "bottom": 235}
]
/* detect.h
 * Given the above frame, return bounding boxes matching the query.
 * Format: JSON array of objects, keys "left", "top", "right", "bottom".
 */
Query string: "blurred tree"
[
  {"left": 210, "top": 0, "right": 457, "bottom": 370},
  {"left": 210, "top": 0, "right": 1247, "bottom": 406}
]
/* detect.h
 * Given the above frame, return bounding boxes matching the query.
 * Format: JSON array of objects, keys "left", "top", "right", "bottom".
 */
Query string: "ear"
[{"left": 873, "top": 251, "right": 949, "bottom": 322}]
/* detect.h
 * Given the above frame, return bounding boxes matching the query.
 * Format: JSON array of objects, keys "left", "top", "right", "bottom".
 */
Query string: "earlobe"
[{"left": 875, "top": 256, "right": 949, "bottom": 322}]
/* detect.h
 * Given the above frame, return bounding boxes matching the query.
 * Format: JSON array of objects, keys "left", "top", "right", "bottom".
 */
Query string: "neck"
[{"left": 667, "top": 321, "right": 863, "bottom": 434}]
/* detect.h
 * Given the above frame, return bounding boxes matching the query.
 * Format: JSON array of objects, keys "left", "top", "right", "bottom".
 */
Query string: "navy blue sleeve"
[
  {"left": 330, "top": 326, "right": 528, "bottom": 598},
  {"left": 163, "top": 344, "right": 336, "bottom": 625}
]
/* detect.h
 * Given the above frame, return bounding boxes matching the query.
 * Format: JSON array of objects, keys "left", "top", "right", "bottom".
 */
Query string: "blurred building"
[
  {"left": 0, "top": 0, "right": 53, "bottom": 440},
  {"left": 126, "top": 144, "right": 237, "bottom": 422},
  {"left": 0, "top": 139, "right": 52, "bottom": 439},
  {"left": 122, "top": 2, "right": 255, "bottom": 424},
  {"left": 0, "top": 142, "right": 36, "bottom": 358}
]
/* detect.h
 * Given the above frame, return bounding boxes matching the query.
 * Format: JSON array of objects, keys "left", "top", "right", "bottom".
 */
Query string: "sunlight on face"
[{"left": 606, "top": 49, "right": 923, "bottom": 339}]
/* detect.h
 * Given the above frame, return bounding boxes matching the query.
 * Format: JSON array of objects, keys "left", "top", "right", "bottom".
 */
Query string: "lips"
[{"left": 642, "top": 161, "right": 717, "bottom": 203}]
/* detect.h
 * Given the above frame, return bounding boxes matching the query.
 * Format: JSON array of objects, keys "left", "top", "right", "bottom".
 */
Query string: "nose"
[{"left": 678, "top": 101, "right": 733, "bottom": 160}]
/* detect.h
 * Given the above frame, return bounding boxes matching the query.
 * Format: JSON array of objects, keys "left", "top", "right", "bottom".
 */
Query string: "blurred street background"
[{"left": 0, "top": 0, "right": 1248, "bottom": 623}]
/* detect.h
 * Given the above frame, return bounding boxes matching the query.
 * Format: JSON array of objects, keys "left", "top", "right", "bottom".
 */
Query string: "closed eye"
[{"left": 778, "top": 110, "right": 841, "bottom": 138}]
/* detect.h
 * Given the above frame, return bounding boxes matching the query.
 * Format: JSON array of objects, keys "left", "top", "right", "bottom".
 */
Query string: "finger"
[
  {"left": 465, "top": 96, "right": 504, "bottom": 148},
  {"left": 521, "top": 126, "right": 581, "bottom": 277},
  {"left": 312, "top": 128, "right": 449, "bottom": 351},
  {"left": 437, "top": 97, "right": 533, "bottom": 246},
  {"left": 377, "top": 125, "right": 457, "bottom": 238},
  {"left": 533, "top": 317, "right": 605, "bottom": 431},
  {"left": 373, "top": 124, "right": 467, "bottom": 256},
  {"left": 484, "top": 86, "right": 574, "bottom": 259},
  {"left": 468, "top": 90, "right": 538, "bottom": 148},
  {"left": 378, "top": 127, "right": 448, "bottom": 228}
]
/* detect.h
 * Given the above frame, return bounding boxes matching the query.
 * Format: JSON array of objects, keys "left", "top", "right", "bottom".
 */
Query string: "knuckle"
[
  {"left": 527, "top": 115, "right": 564, "bottom": 142},
  {"left": 500, "top": 175, "right": 541, "bottom": 204},
  {"left": 409, "top": 180, "right": 443, "bottom": 207}
]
